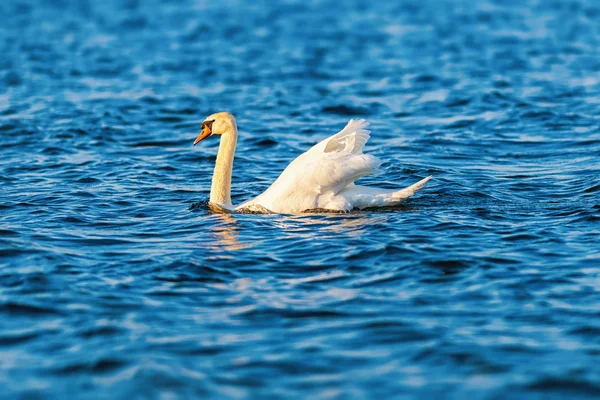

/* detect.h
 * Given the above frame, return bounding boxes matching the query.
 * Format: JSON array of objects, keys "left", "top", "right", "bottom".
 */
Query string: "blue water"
[{"left": 1, "top": 0, "right": 599, "bottom": 398}]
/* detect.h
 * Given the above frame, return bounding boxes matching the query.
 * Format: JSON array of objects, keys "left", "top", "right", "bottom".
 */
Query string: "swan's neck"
[{"left": 210, "top": 126, "right": 238, "bottom": 208}]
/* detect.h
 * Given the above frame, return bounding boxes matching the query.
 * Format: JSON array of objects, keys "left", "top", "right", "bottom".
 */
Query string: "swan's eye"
[
  {"left": 194, "top": 119, "right": 216, "bottom": 146},
  {"left": 201, "top": 120, "right": 215, "bottom": 133}
]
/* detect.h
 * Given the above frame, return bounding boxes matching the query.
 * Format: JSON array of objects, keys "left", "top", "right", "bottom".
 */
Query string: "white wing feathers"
[
  {"left": 312, "top": 119, "right": 371, "bottom": 155},
  {"left": 242, "top": 119, "right": 381, "bottom": 213},
  {"left": 300, "top": 118, "right": 380, "bottom": 197},
  {"left": 238, "top": 119, "right": 430, "bottom": 213},
  {"left": 303, "top": 151, "right": 381, "bottom": 196}
]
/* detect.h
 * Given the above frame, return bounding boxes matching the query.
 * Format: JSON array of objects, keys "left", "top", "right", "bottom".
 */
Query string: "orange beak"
[{"left": 193, "top": 124, "right": 212, "bottom": 146}]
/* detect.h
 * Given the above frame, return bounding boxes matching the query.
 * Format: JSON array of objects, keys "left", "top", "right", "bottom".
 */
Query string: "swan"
[{"left": 193, "top": 112, "right": 431, "bottom": 214}]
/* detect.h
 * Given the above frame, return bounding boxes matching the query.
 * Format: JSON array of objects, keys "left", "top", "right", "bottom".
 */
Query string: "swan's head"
[{"left": 193, "top": 112, "right": 236, "bottom": 146}]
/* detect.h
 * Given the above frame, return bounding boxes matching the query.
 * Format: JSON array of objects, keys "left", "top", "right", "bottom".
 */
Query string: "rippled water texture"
[{"left": 1, "top": 0, "right": 600, "bottom": 398}]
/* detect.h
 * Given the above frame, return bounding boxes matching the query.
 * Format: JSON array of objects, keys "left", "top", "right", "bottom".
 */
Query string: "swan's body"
[{"left": 194, "top": 112, "right": 431, "bottom": 214}]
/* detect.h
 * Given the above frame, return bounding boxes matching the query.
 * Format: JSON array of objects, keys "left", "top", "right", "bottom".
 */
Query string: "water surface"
[{"left": 1, "top": 0, "right": 599, "bottom": 398}]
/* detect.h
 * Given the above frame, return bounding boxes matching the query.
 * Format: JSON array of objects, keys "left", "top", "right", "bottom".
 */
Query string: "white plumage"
[{"left": 193, "top": 112, "right": 431, "bottom": 214}]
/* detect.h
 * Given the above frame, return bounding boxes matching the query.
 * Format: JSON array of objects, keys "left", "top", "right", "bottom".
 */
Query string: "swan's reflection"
[
  {"left": 206, "top": 205, "right": 253, "bottom": 251},
  {"left": 203, "top": 202, "right": 396, "bottom": 250}
]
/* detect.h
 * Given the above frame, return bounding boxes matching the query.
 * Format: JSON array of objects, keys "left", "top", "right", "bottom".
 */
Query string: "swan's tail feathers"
[
  {"left": 338, "top": 176, "right": 431, "bottom": 210},
  {"left": 391, "top": 175, "right": 432, "bottom": 201}
]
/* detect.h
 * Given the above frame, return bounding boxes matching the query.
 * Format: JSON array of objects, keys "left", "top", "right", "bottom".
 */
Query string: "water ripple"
[{"left": 1, "top": 0, "right": 599, "bottom": 398}]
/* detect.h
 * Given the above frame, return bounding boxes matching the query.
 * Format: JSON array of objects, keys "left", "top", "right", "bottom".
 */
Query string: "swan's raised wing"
[
  {"left": 239, "top": 119, "right": 381, "bottom": 213},
  {"left": 311, "top": 119, "right": 371, "bottom": 155}
]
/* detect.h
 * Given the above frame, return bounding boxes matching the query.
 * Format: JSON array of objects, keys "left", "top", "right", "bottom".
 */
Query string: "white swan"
[{"left": 193, "top": 112, "right": 431, "bottom": 214}]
